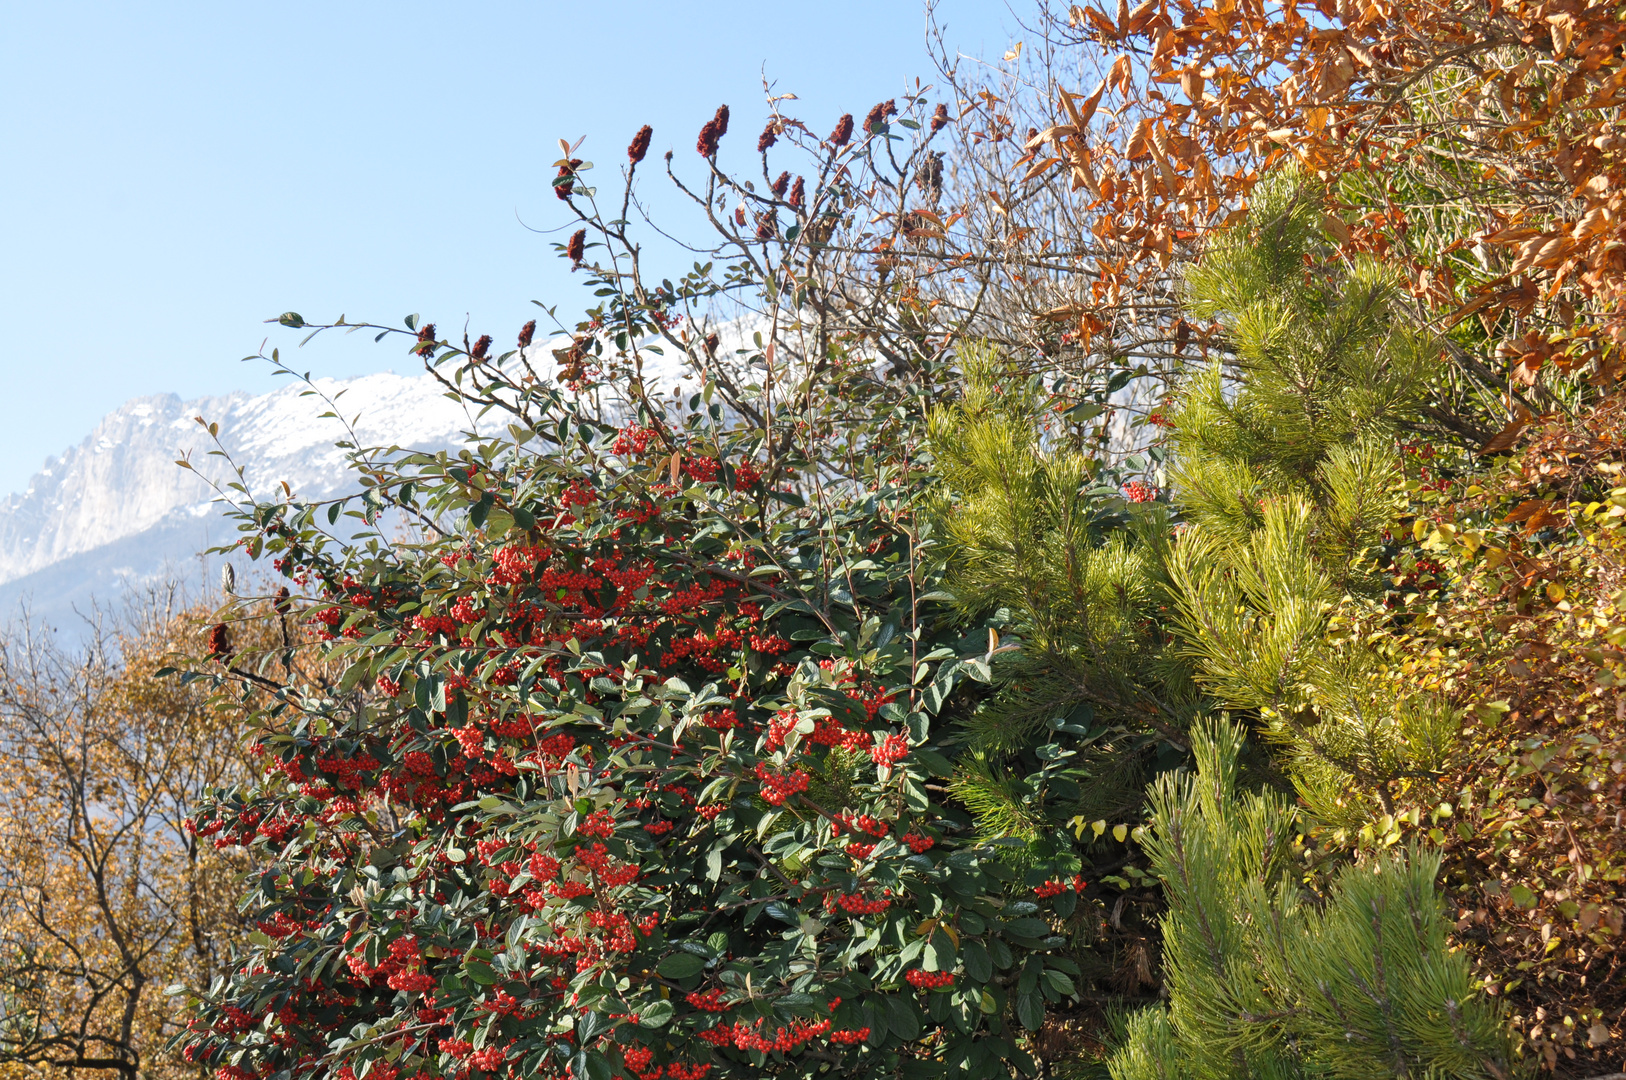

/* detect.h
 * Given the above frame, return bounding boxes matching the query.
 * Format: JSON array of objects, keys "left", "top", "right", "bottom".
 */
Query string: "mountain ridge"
[{"left": 0, "top": 371, "right": 473, "bottom": 631}]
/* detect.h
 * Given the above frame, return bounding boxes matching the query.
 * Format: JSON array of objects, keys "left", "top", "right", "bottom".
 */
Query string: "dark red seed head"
[
  {"left": 518, "top": 320, "right": 536, "bottom": 349},
  {"left": 273, "top": 586, "right": 291, "bottom": 615},
  {"left": 566, "top": 229, "right": 586, "bottom": 266},
  {"left": 554, "top": 159, "right": 582, "bottom": 200},
  {"left": 713, "top": 104, "right": 730, "bottom": 136},
  {"left": 931, "top": 103, "right": 951, "bottom": 133},
  {"left": 471, "top": 334, "right": 493, "bottom": 360},
  {"left": 696, "top": 119, "right": 721, "bottom": 158},
  {"left": 627, "top": 124, "right": 653, "bottom": 164},
  {"left": 863, "top": 101, "right": 895, "bottom": 134},
  {"left": 771, "top": 171, "right": 790, "bottom": 197},
  {"left": 207, "top": 622, "right": 233, "bottom": 660},
  {"left": 788, "top": 176, "right": 805, "bottom": 210},
  {"left": 828, "top": 114, "right": 854, "bottom": 147},
  {"left": 758, "top": 123, "right": 778, "bottom": 152}
]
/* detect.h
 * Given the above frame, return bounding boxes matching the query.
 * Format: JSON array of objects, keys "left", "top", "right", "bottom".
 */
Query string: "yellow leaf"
[
  {"left": 1547, "top": 582, "right": 1566, "bottom": 603},
  {"left": 1091, "top": 819, "right": 1107, "bottom": 838},
  {"left": 1112, "top": 823, "right": 1128, "bottom": 842}
]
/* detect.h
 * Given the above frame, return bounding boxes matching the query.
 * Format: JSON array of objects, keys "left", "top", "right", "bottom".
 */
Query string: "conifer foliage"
[
  {"left": 1164, "top": 177, "right": 1457, "bottom": 824},
  {"left": 1109, "top": 721, "right": 1519, "bottom": 1080}
]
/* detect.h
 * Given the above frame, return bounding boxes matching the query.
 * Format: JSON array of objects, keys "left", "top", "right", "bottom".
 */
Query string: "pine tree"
[
  {"left": 1163, "top": 172, "right": 1455, "bottom": 822},
  {"left": 1108, "top": 720, "right": 1521, "bottom": 1080},
  {"left": 926, "top": 348, "right": 1189, "bottom": 840}
]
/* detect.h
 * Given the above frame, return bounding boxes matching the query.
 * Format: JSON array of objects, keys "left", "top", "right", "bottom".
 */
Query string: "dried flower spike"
[
  {"left": 554, "top": 159, "right": 582, "bottom": 200},
  {"left": 696, "top": 119, "right": 721, "bottom": 158},
  {"left": 627, "top": 124, "right": 652, "bottom": 164},
  {"left": 771, "top": 171, "right": 790, "bottom": 197},
  {"left": 517, "top": 319, "right": 536, "bottom": 349},
  {"left": 788, "top": 176, "right": 805, "bottom": 210},
  {"left": 863, "top": 101, "right": 895, "bottom": 134},
  {"left": 930, "top": 103, "right": 951, "bottom": 134},
  {"left": 758, "top": 123, "right": 777, "bottom": 152},
  {"left": 828, "top": 114, "right": 854, "bottom": 147},
  {"left": 415, "top": 323, "right": 437, "bottom": 357},
  {"left": 712, "top": 104, "right": 730, "bottom": 137},
  {"left": 471, "top": 334, "right": 493, "bottom": 360},
  {"left": 566, "top": 229, "right": 586, "bottom": 266}
]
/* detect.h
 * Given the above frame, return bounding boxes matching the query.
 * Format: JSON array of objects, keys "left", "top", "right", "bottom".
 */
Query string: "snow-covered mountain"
[
  {"left": 0, "top": 371, "right": 475, "bottom": 632},
  {"left": 0, "top": 335, "right": 713, "bottom": 636}
]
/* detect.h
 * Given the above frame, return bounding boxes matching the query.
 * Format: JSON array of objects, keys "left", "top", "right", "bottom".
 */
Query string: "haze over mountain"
[
  {"left": 0, "top": 337, "right": 712, "bottom": 636},
  {"left": 0, "top": 371, "right": 473, "bottom": 633}
]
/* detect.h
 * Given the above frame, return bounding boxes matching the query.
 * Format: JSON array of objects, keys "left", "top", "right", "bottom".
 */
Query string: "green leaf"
[
  {"left": 1015, "top": 988, "right": 1044, "bottom": 1031},
  {"left": 1005, "top": 918, "right": 1050, "bottom": 939},
  {"left": 885, "top": 996, "right": 923, "bottom": 1040},
  {"left": 912, "top": 749, "right": 955, "bottom": 777},
  {"left": 577, "top": 1010, "right": 611, "bottom": 1042},
  {"left": 571, "top": 1050, "right": 611, "bottom": 1080},
  {"left": 638, "top": 1000, "right": 675, "bottom": 1028},
  {"left": 656, "top": 952, "right": 705, "bottom": 979},
  {"left": 963, "top": 940, "right": 993, "bottom": 982}
]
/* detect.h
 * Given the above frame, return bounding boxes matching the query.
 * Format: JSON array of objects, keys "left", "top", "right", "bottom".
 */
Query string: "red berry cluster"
[
  {"left": 1034, "top": 875, "right": 1088, "bottom": 898},
  {"left": 870, "top": 732, "right": 909, "bottom": 767},
  {"left": 905, "top": 969, "right": 955, "bottom": 989},
  {"left": 753, "top": 762, "right": 810, "bottom": 805}
]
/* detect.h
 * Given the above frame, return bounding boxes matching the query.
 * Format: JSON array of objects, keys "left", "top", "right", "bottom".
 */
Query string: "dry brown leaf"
[
  {"left": 1322, "top": 211, "right": 1353, "bottom": 244},
  {"left": 1109, "top": 54, "right": 1133, "bottom": 95},
  {"left": 1502, "top": 498, "right": 1552, "bottom": 524},
  {"left": 1060, "top": 80, "right": 1107, "bottom": 132},
  {"left": 1023, "top": 156, "right": 1062, "bottom": 181}
]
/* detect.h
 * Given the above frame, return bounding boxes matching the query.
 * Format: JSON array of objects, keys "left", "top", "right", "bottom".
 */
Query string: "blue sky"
[{"left": 0, "top": 1, "right": 1016, "bottom": 497}]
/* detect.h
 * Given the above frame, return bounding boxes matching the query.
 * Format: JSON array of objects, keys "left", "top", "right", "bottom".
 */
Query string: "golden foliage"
[{"left": 0, "top": 599, "right": 257, "bottom": 1080}]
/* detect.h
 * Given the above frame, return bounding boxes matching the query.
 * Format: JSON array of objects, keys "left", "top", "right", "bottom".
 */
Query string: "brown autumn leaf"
[
  {"left": 1502, "top": 498, "right": 1552, "bottom": 523},
  {"left": 1059, "top": 80, "right": 1107, "bottom": 132},
  {"left": 1023, "top": 156, "right": 1062, "bottom": 181},
  {"left": 1108, "top": 53, "right": 1132, "bottom": 96},
  {"left": 1477, "top": 410, "right": 1534, "bottom": 454}
]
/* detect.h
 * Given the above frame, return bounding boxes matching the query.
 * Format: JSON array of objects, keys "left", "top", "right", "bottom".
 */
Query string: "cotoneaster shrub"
[{"left": 173, "top": 332, "right": 1101, "bottom": 1080}]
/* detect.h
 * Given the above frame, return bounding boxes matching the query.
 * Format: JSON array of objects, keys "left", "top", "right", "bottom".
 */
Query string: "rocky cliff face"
[{"left": 0, "top": 371, "right": 472, "bottom": 631}]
